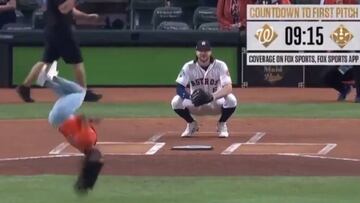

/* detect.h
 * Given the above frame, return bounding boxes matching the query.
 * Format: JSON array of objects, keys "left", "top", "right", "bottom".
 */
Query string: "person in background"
[
  {"left": 320, "top": 0, "right": 358, "bottom": 101},
  {"left": 323, "top": 66, "right": 354, "bottom": 101},
  {"left": 217, "top": 0, "right": 290, "bottom": 31},
  {"left": 16, "top": 0, "right": 103, "bottom": 103},
  {"left": 0, "top": 0, "right": 16, "bottom": 29},
  {"left": 217, "top": 0, "right": 255, "bottom": 31}
]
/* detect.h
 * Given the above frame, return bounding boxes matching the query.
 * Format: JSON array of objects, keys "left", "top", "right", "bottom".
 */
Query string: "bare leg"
[
  {"left": 73, "top": 63, "right": 86, "bottom": 88},
  {"left": 23, "top": 62, "right": 45, "bottom": 86},
  {"left": 17, "top": 61, "right": 47, "bottom": 103},
  {"left": 73, "top": 62, "right": 103, "bottom": 102}
]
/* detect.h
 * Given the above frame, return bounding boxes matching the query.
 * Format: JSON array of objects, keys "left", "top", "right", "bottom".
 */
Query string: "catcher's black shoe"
[
  {"left": 74, "top": 148, "right": 104, "bottom": 194},
  {"left": 16, "top": 85, "right": 34, "bottom": 103},
  {"left": 84, "top": 89, "right": 102, "bottom": 102}
]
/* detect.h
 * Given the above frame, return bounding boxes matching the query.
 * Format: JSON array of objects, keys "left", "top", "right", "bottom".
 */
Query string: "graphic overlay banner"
[
  {"left": 246, "top": 5, "right": 360, "bottom": 66},
  {"left": 247, "top": 52, "right": 360, "bottom": 66},
  {"left": 247, "top": 22, "right": 360, "bottom": 51},
  {"left": 247, "top": 5, "right": 360, "bottom": 20}
]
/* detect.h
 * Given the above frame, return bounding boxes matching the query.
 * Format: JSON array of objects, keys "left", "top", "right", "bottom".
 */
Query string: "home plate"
[{"left": 171, "top": 145, "right": 213, "bottom": 150}]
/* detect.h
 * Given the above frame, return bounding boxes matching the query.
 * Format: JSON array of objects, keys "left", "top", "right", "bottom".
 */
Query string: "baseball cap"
[{"left": 196, "top": 40, "right": 212, "bottom": 52}]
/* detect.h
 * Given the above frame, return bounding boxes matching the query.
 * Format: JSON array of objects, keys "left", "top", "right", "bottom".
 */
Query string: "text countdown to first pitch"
[{"left": 246, "top": 5, "right": 360, "bottom": 66}]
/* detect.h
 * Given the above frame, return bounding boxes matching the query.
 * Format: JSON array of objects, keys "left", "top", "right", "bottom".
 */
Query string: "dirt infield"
[{"left": 1, "top": 88, "right": 360, "bottom": 176}]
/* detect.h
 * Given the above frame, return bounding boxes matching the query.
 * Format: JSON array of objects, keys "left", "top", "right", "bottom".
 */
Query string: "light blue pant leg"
[
  {"left": 47, "top": 77, "right": 86, "bottom": 127},
  {"left": 53, "top": 76, "right": 84, "bottom": 94},
  {"left": 45, "top": 80, "right": 66, "bottom": 97}
]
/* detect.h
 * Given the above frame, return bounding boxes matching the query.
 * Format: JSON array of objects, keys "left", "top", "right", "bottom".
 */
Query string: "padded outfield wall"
[{"left": 12, "top": 47, "right": 238, "bottom": 86}]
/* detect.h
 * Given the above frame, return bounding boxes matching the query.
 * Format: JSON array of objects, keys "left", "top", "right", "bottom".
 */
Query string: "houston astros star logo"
[
  {"left": 255, "top": 24, "right": 278, "bottom": 48},
  {"left": 330, "top": 25, "right": 353, "bottom": 48}
]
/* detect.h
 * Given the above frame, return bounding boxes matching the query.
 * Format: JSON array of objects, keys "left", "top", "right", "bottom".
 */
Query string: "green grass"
[
  {"left": 0, "top": 102, "right": 360, "bottom": 119},
  {"left": 12, "top": 47, "right": 238, "bottom": 85},
  {"left": 0, "top": 176, "right": 359, "bottom": 203}
]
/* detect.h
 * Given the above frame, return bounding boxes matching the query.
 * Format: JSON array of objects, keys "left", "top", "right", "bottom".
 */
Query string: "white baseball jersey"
[{"left": 176, "top": 59, "right": 232, "bottom": 94}]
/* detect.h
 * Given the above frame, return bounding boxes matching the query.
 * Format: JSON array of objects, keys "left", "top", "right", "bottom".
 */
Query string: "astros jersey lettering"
[{"left": 176, "top": 59, "right": 232, "bottom": 94}]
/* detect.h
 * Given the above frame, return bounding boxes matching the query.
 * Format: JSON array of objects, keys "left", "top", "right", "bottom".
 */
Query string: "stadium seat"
[
  {"left": 130, "top": 0, "right": 164, "bottom": 30},
  {"left": 15, "top": 10, "right": 24, "bottom": 24},
  {"left": 156, "top": 21, "right": 190, "bottom": 31},
  {"left": 198, "top": 22, "right": 220, "bottom": 31},
  {"left": 32, "top": 10, "right": 45, "bottom": 29},
  {"left": 170, "top": 0, "right": 200, "bottom": 27},
  {"left": 152, "top": 6, "right": 183, "bottom": 29},
  {"left": 104, "top": 16, "right": 125, "bottom": 30},
  {"left": 16, "top": 0, "right": 40, "bottom": 24},
  {"left": 2, "top": 23, "right": 33, "bottom": 31},
  {"left": 193, "top": 7, "right": 217, "bottom": 29}
]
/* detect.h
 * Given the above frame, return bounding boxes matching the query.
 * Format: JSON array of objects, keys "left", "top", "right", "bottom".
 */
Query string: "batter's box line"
[
  {"left": 239, "top": 143, "right": 336, "bottom": 146},
  {"left": 246, "top": 132, "right": 266, "bottom": 144},
  {"left": 166, "top": 131, "right": 263, "bottom": 135},
  {"left": 222, "top": 143, "right": 243, "bottom": 155},
  {"left": 0, "top": 154, "right": 83, "bottom": 162},
  {"left": 148, "top": 132, "right": 167, "bottom": 142},
  {"left": 147, "top": 131, "right": 265, "bottom": 142},
  {"left": 222, "top": 132, "right": 266, "bottom": 155},
  {"left": 145, "top": 142, "right": 166, "bottom": 155},
  {"left": 221, "top": 142, "right": 337, "bottom": 155},
  {"left": 277, "top": 153, "right": 360, "bottom": 162},
  {"left": 48, "top": 141, "right": 166, "bottom": 156},
  {"left": 49, "top": 142, "right": 69, "bottom": 155},
  {"left": 318, "top": 143, "right": 337, "bottom": 155}
]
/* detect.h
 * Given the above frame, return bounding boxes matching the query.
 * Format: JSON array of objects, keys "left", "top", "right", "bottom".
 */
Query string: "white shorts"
[{"left": 171, "top": 93, "right": 237, "bottom": 116}]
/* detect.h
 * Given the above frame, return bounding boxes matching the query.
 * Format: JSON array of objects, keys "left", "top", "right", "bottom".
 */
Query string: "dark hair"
[{"left": 193, "top": 55, "right": 215, "bottom": 63}]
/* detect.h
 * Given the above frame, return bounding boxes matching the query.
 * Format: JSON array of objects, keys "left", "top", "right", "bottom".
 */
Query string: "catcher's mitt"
[{"left": 191, "top": 89, "right": 214, "bottom": 107}]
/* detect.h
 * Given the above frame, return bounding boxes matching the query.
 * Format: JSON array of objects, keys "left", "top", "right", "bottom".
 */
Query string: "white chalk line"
[
  {"left": 49, "top": 141, "right": 165, "bottom": 156},
  {"left": 147, "top": 132, "right": 166, "bottom": 142},
  {"left": 166, "top": 131, "right": 259, "bottom": 135},
  {"left": 56, "top": 152, "right": 160, "bottom": 156},
  {"left": 48, "top": 142, "right": 69, "bottom": 155},
  {"left": 96, "top": 141, "right": 157, "bottom": 145},
  {"left": 246, "top": 132, "right": 266, "bottom": 144},
  {"left": 278, "top": 153, "right": 360, "bottom": 162},
  {"left": 221, "top": 143, "right": 242, "bottom": 155},
  {"left": 145, "top": 142, "right": 166, "bottom": 155},
  {"left": 2, "top": 153, "right": 360, "bottom": 163},
  {"left": 241, "top": 143, "right": 331, "bottom": 146},
  {"left": 233, "top": 152, "right": 323, "bottom": 156},
  {"left": 0, "top": 154, "right": 83, "bottom": 162},
  {"left": 2, "top": 149, "right": 360, "bottom": 163},
  {"left": 222, "top": 132, "right": 266, "bottom": 155},
  {"left": 221, "top": 142, "right": 335, "bottom": 155},
  {"left": 318, "top": 143, "right": 337, "bottom": 155},
  {"left": 48, "top": 141, "right": 159, "bottom": 155}
]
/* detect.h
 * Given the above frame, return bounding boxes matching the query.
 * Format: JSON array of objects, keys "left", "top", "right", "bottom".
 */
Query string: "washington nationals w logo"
[{"left": 255, "top": 24, "right": 278, "bottom": 48}]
